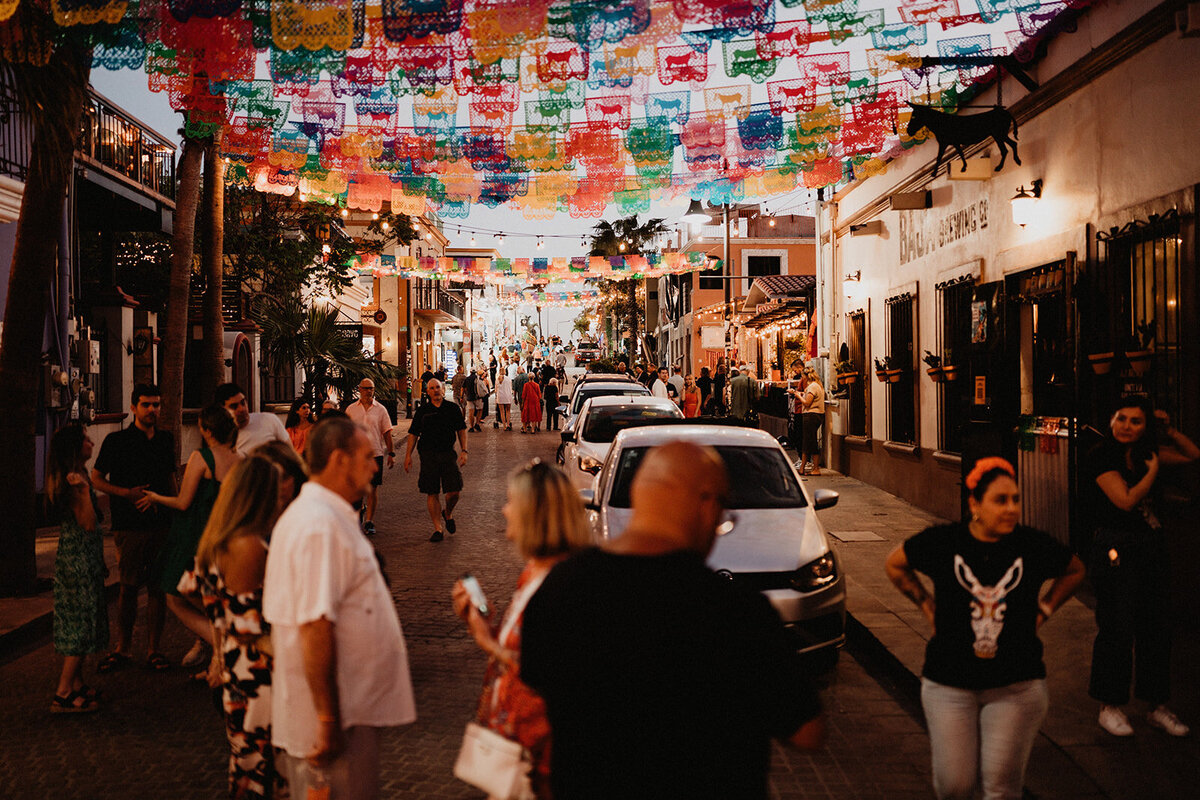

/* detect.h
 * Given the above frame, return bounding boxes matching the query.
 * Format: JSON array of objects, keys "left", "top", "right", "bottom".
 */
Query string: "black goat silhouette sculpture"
[{"left": 907, "top": 103, "right": 1019, "bottom": 178}]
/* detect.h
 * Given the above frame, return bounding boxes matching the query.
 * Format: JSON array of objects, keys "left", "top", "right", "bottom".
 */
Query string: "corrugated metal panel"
[{"left": 1017, "top": 421, "right": 1071, "bottom": 544}]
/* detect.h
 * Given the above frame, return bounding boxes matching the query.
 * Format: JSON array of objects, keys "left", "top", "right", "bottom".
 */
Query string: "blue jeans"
[{"left": 921, "top": 678, "right": 1048, "bottom": 800}]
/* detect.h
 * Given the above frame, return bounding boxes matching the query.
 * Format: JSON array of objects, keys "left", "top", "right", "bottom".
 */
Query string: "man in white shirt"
[
  {"left": 216, "top": 383, "right": 292, "bottom": 456},
  {"left": 668, "top": 365, "right": 686, "bottom": 401},
  {"left": 264, "top": 418, "right": 417, "bottom": 799},
  {"left": 345, "top": 378, "right": 394, "bottom": 536},
  {"left": 650, "top": 367, "right": 671, "bottom": 399}
]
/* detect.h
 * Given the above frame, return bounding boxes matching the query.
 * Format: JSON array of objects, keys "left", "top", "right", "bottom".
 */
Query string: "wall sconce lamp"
[
  {"left": 845, "top": 270, "right": 861, "bottom": 282},
  {"left": 843, "top": 271, "right": 861, "bottom": 300},
  {"left": 1011, "top": 179, "right": 1043, "bottom": 227}
]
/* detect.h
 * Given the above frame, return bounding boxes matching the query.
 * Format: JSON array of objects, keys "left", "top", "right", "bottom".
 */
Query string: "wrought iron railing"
[
  {"left": 0, "top": 67, "right": 32, "bottom": 181},
  {"left": 413, "top": 279, "right": 464, "bottom": 319},
  {"left": 79, "top": 92, "right": 176, "bottom": 200}
]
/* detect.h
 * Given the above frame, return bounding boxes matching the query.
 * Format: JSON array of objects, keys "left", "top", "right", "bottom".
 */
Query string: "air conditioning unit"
[{"left": 1179, "top": 3, "right": 1200, "bottom": 36}]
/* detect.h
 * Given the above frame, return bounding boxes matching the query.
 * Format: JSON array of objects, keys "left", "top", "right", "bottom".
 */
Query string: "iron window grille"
[
  {"left": 885, "top": 292, "right": 917, "bottom": 445},
  {"left": 935, "top": 277, "right": 974, "bottom": 453}
]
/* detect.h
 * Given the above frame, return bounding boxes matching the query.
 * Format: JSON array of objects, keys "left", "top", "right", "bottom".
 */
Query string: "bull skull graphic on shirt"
[{"left": 953, "top": 555, "right": 1024, "bottom": 659}]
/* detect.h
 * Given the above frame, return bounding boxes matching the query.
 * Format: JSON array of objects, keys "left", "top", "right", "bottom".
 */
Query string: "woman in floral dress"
[
  {"left": 179, "top": 455, "right": 287, "bottom": 799},
  {"left": 452, "top": 460, "right": 594, "bottom": 798},
  {"left": 47, "top": 424, "right": 108, "bottom": 713}
]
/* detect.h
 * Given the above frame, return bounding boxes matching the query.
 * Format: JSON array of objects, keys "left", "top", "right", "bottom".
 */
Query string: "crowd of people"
[{"left": 41, "top": 363, "right": 1198, "bottom": 800}]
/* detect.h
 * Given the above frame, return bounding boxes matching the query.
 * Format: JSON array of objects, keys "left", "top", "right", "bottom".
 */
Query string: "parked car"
[
  {"left": 562, "top": 396, "right": 684, "bottom": 491},
  {"left": 574, "top": 341, "right": 602, "bottom": 366},
  {"left": 580, "top": 424, "right": 845, "bottom": 658},
  {"left": 555, "top": 379, "right": 652, "bottom": 465}
]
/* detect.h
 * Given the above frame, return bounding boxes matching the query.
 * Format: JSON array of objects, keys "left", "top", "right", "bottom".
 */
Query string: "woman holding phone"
[{"left": 451, "top": 460, "right": 593, "bottom": 799}]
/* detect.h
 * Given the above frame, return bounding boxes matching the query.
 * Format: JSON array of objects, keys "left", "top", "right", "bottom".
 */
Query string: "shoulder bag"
[{"left": 453, "top": 721, "right": 533, "bottom": 800}]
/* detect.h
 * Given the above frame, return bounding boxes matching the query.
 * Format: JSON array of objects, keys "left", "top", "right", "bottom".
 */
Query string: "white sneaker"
[
  {"left": 181, "top": 639, "right": 210, "bottom": 668},
  {"left": 1147, "top": 706, "right": 1190, "bottom": 737},
  {"left": 1099, "top": 705, "right": 1134, "bottom": 737}
]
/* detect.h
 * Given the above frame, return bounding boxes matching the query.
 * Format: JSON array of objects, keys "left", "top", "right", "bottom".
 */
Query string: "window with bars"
[
  {"left": 847, "top": 311, "right": 868, "bottom": 437},
  {"left": 936, "top": 279, "right": 974, "bottom": 453},
  {"left": 886, "top": 293, "right": 917, "bottom": 445}
]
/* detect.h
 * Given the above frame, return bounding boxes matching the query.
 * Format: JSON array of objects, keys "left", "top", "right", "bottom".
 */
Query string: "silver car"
[
  {"left": 580, "top": 424, "right": 846, "bottom": 657},
  {"left": 562, "top": 396, "right": 684, "bottom": 492}
]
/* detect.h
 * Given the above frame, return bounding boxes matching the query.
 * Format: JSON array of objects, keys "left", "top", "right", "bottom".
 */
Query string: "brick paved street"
[{"left": 0, "top": 422, "right": 932, "bottom": 799}]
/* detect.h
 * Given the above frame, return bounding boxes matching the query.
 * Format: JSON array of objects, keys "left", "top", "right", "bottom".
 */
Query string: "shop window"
[
  {"left": 699, "top": 261, "right": 723, "bottom": 290},
  {"left": 936, "top": 278, "right": 974, "bottom": 453},
  {"left": 886, "top": 293, "right": 917, "bottom": 445},
  {"left": 747, "top": 255, "right": 781, "bottom": 278},
  {"left": 1093, "top": 210, "right": 1185, "bottom": 427},
  {"left": 846, "top": 310, "right": 867, "bottom": 437}
]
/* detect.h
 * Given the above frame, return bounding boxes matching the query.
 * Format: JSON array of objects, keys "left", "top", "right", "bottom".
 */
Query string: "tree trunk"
[
  {"left": 0, "top": 44, "right": 91, "bottom": 595},
  {"left": 159, "top": 134, "right": 204, "bottom": 467},
  {"left": 199, "top": 130, "right": 225, "bottom": 404}
]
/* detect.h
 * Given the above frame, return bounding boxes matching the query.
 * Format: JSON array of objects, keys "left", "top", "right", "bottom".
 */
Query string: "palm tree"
[
  {"left": 0, "top": 17, "right": 92, "bottom": 594},
  {"left": 159, "top": 131, "right": 206, "bottom": 467},
  {"left": 257, "top": 293, "right": 402, "bottom": 407},
  {"left": 199, "top": 130, "right": 226, "bottom": 402},
  {"left": 589, "top": 215, "right": 669, "bottom": 361}
]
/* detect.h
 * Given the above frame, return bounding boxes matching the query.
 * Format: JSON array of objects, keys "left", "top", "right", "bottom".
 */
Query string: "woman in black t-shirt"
[
  {"left": 885, "top": 458, "right": 1084, "bottom": 800},
  {"left": 1085, "top": 397, "right": 1199, "bottom": 738}
]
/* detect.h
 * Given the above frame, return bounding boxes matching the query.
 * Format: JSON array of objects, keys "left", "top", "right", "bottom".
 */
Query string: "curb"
[{"left": 0, "top": 581, "right": 120, "bottom": 666}]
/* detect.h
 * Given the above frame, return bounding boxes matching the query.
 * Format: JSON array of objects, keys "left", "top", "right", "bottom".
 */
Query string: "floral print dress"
[
  {"left": 476, "top": 565, "right": 553, "bottom": 799},
  {"left": 179, "top": 553, "right": 285, "bottom": 800}
]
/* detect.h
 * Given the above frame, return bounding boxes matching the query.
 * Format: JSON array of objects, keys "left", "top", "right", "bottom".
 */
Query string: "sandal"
[
  {"left": 78, "top": 684, "right": 102, "bottom": 701},
  {"left": 51, "top": 690, "right": 99, "bottom": 714},
  {"left": 96, "top": 652, "right": 132, "bottom": 674},
  {"left": 146, "top": 652, "right": 171, "bottom": 672}
]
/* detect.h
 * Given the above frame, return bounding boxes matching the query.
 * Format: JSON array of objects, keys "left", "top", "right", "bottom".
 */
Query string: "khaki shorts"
[{"left": 113, "top": 527, "right": 167, "bottom": 588}]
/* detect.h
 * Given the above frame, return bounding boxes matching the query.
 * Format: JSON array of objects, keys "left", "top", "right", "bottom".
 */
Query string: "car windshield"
[
  {"left": 607, "top": 445, "right": 807, "bottom": 509},
  {"left": 582, "top": 406, "right": 683, "bottom": 443},
  {"left": 572, "top": 387, "right": 648, "bottom": 415}
]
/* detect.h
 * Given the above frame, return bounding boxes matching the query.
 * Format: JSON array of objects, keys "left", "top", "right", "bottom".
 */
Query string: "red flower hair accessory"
[{"left": 965, "top": 457, "right": 1016, "bottom": 491}]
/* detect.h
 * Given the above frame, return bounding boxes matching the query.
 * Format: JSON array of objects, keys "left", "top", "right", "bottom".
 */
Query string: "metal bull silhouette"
[
  {"left": 907, "top": 103, "right": 1020, "bottom": 178},
  {"left": 954, "top": 555, "right": 1023, "bottom": 659}
]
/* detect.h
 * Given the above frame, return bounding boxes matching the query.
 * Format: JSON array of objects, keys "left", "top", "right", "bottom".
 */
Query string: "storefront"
[{"left": 823, "top": 0, "right": 1200, "bottom": 532}]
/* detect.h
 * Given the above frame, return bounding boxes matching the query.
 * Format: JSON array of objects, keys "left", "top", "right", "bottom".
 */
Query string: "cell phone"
[{"left": 460, "top": 574, "right": 490, "bottom": 617}]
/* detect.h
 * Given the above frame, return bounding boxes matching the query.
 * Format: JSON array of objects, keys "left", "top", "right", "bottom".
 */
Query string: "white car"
[
  {"left": 580, "top": 424, "right": 846, "bottom": 657},
  {"left": 562, "top": 396, "right": 684, "bottom": 492}
]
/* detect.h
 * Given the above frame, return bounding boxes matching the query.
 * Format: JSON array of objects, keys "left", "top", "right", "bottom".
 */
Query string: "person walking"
[
  {"left": 345, "top": 379, "right": 395, "bottom": 537},
  {"left": 139, "top": 405, "right": 242, "bottom": 671},
  {"left": 521, "top": 374, "right": 543, "bottom": 434},
  {"left": 545, "top": 374, "right": 561, "bottom": 432},
  {"left": 403, "top": 379, "right": 468, "bottom": 543},
  {"left": 1085, "top": 397, "right": 1199, "bottom": 737},
  {"left": 91, "top": 383, "right": 176, "bottom": 674},
  {"left": 495, "top": 367, "right": 514, "bottom": 431},
  {"left": 885, "top": 457, "right": 1086, "bottom": 800},
  {"left": 264, "top": 418, "right": 417, "bottom": 799},
  {"left": 521, "top": 441, "right": 825, "bottom": 799},
  {"left": 46, "top": 424, "right": 107, "bottom": 713},
  {"left": 284, "top": 397, "right": 315, "bottom": 455},
  {"left": 180, "top": 455, "right": 288, "bottom": 799},
  {"left": 451, "top": 460, "right": 594, "bottom": 799},
  {"left": 217, "top": 383, "right": 292, "bottom": 456},
  {"left": 681, "top": 374, "right": 702, "bottom": 418}
]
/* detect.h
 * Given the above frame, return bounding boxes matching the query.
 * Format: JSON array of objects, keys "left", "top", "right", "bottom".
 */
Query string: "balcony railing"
[
  {"left": 79, "top": 92, "right": 176, "bottom": 200},
  {"left": 413, "top": 279, "right": 464, "bottom": 320}
]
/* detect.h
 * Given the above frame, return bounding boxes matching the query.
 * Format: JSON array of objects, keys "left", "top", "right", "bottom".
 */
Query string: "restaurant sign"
[{"left": 899, "top": 198, "right": 989, "bottom": 265}]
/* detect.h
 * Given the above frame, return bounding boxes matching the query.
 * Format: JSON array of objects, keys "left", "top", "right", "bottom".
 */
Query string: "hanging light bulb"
[
  {"left": 372, "top": 213, "right": 379, "bottom": 220},
  {"left": 381, "top": 221, "right": 389, "bottom": 231},
  {"left": 425, "top": 232, "right": 433, "bottom": 241},
  {"left": 768, "top": 217, "right": 776, "bottom": 228},
  {"left": 619, "top": 241, "right": 626, "bottom": 252},
  {"left": 340, "top": 208, "right": 348, "bottom": 218},
  {"left": 470, "top": 236, "right": 476, "bottom": 246}
]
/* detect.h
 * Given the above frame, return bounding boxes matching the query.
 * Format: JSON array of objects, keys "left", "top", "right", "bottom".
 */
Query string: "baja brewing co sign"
[{"left": 899, "top": 199, "right": 988, "bottom": 265}]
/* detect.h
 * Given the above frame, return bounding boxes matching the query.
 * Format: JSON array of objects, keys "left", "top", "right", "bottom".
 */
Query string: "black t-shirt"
[
  {"left": 408, "top": 399, "right": 466, "bottom": 453},
  {"left": 92, "top": 424, "right": 176, "bottom": 530},
  {"left": 696, "top": 375, "right": 712, "bottom": 399},
  {"left": 904, "top": 523, "right": 1072, "bottom": 689},
  {"left": 521, "top": 548, "right": 821, "bottom": 800},
  {"left": 1083, "top": 439, "right": 1155, "bottom": 533},
  {"left": 419, "top": 370, "right": 434, "bottom": 395}
]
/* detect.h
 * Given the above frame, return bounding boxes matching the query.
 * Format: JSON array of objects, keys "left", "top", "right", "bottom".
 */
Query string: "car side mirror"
[
  {"left": 560, "top": 430, "right": 572, "bottom": 443},
  {"left": 557, "top": 404, "right": 568, "bottom": 414},
  {"left": 579, "top": 487, "right": 597, "bottom": 509},
  {"left": 812, "top": 489, "right": 839, "bottom": 510},
  {"left": 559, "top": 394, "right": 569, "bottom": 403}
]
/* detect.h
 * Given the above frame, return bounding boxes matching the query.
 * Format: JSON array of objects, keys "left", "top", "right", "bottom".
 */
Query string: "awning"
[{"left": 742, "top": 275, "right": 814, "bottom": 329}]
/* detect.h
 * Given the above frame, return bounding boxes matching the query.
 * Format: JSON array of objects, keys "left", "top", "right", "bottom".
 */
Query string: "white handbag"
[{"left": 453, "top": 721, "right": 533, "bottom": 800}]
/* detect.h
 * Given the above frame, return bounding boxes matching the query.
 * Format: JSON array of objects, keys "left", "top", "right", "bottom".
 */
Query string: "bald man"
[{"left": 521, "top": 441, "right": 825, "bottom": 800}]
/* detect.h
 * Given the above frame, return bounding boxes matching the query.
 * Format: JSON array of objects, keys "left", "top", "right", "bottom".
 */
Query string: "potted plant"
[
  {"left": 1124, "top": 319, "right": 1155, "bottom": 376},
  {"left": 874, "top": 357, "right": 888, "bottom": 382},
  {"left": 882, "top": 354, "right": 905, "bottom": 383},
  {"left": 834, "top": 359, "right": 859, "bottom": 385},
  {"left": 923, "top": 350, "right": 944, "bottom": 382},
  {"left": 941, "top": 348, "right": 959, "bottom": 382}
]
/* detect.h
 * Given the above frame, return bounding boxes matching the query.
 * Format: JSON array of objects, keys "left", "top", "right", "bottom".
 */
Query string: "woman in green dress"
[
  {"left": 139, "top": 405, "right": 242, "bottom": 665},
  {"left": 47, "top": 423, "right": 108, "bottom": 713}
]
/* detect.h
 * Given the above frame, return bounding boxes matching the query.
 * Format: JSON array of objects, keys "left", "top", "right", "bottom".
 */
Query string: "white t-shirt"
[
  {"left": 668, "top": 374, "right": 685, "bottom": 399},
  {"left": 235, "top": 412, "right": 291, "bottom": 455},
  {"left": 263, "top": 482, "right": 417, "bottom": 757},
  {"left": 346, "top": 398, "right": 394, "bottom": 457},
  {"left": 496, "top": 375, "right": 514, "bottom": 404},
  {"left": 651, "top": 379, "right": 669, "bottom": 399}
]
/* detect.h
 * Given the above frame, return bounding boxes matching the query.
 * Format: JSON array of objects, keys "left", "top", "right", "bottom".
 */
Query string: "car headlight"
[
  {"left": 579, "top": 455, "right": 603, "bottom": 474},
  {"left": 790, "top": 553, "right": 837, "bottom": 592}
]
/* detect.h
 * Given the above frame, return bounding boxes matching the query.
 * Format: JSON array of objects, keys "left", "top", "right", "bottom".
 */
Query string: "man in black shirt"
[
  {"left": 403, "top": 379, "right": 467, "bottom": 543},
  {"left": 521, "top": 441, "right": 825, "bottom": 799},
  {"left": 91, "top": 383, "right": 177, "bottom": 672}
]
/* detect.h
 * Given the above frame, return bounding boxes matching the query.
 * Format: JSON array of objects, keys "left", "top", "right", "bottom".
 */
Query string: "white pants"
[
  {"left": 921, "top": 678, "right": 1048, "bottom": 800},
  {"left": 278, "top": 726, "right": 381, "bottom": 800}
]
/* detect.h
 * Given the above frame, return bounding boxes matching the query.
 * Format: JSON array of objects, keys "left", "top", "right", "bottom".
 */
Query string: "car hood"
[{"left": 602, "top": 506, "right": 830, "bottom": 572}]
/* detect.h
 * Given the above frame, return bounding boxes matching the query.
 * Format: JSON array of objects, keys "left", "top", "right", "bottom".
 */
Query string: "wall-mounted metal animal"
[{"left": 907, "top": 103, "right": 1019, "bottom": 178}]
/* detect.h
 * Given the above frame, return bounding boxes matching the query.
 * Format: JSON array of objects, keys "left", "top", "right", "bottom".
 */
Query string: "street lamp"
[{"left": 680, "top": 199, "right": 712, "bottom": 225}]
